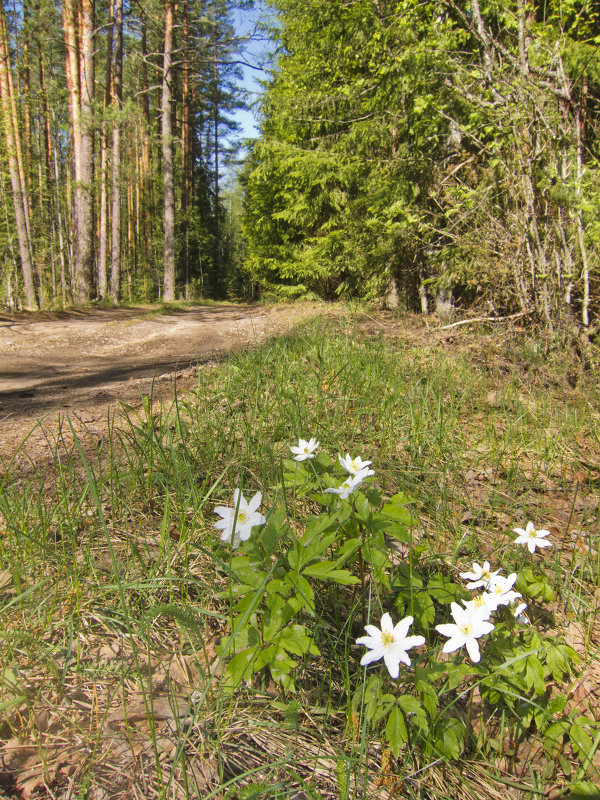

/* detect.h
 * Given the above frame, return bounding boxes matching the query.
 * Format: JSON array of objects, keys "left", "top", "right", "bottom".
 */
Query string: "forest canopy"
[
  {"left": 0, "top": 0, "right": 598, "bottom": 330},
  {"left": 242, "top": 0, "right": 600, "bottom": 327},
  {"left": 0, "top": 0, "right": 254, "bottom": 310}
]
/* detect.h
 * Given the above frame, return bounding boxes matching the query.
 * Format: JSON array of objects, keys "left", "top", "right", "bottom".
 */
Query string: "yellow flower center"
[
  {"left": 460, "top": 623, "right": 472, "bottom": 636},
  {"left": 237, "top": 511, "right": 248, "bottom": 524},
  {"left": 482, "top": 570, "right": 490, "bottom": 580},
  {"left": 381, "top": 631, "right": 395, "bottom": 647},
  {"left": 473, "top": 596, "right": 486, "bottom": 607}
]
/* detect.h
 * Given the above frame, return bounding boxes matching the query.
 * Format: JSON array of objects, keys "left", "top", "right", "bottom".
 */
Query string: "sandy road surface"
[{"left": 0, "top": 303, "right": 317, "bottom": 465}]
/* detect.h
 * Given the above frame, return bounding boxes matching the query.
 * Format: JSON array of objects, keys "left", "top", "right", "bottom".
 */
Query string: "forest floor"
[
  {"left": 0, "top": 302, "right": 325, "bottom": 469},
  {"left": 1, "top": 306, "right": 600, "bottom": 799}
]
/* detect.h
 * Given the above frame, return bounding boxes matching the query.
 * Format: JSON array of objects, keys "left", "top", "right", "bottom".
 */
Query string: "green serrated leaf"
[
  {"left": 302, "top": 561, "right": 359, "bottom": 584},
  {"left": 333, "top": 537, "right": 362, "bottom": 567},
  {"left": 431, "top": 717, "right": 465, "bottom": 759},
  {"left": 525, "top": 655, "right": 546, "bottom": 695},
  {"left": 569, "top": 722, "right": 594, "bottom": 758},
  {"left": 227, "top": 647, "right": 258, "bottom": 684},
  {"left": 269, "top": 649, "right": 297, "bottom": 685},
  {"left": 385, "top": 706, "right": 408, "bottom": 758}
]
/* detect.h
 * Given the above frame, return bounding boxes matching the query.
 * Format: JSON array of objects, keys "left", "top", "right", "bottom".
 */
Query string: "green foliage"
[
  {"left": 215, "top": 443, "right": 592, "bottom": 777},
  {"left": 244, "top": 0, "right": 600, "bottom": 324},
  {"left": 2, "top": 313, "right": 600, "bottom": 795}
]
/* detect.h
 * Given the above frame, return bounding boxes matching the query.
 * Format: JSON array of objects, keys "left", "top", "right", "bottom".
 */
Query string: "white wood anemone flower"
[
  {"left": 459, "top": 561, "right": 501, "bottom": 591},
  {"left": 357, "top": 613, "right": 425, "bottom": 679},
  {"left": 290, "top": 437, "right": 320, "bottom": 461},
  {"left": 513, "top": 602, "right": 529, "bottom": 624},
  {"left": 487, "top": 573, "right": 521, "bottom": 608},
  {"left": 324, "top": 468, "right": 370, "bottom": 500},
  {"left": 462, "top": 592, "right": 496, "bottom": 621},
  {"left": 435, "top": 602, "right": 495, "bottom": 663},
  {"left": 213, "top": 489, "right": 266, "bottom": 549},
  {"left": 513, "top": 521, "right": 553, "bottom": 554},
  {"left": 338, "top": 453, "right": 375, "bottom": 476}
]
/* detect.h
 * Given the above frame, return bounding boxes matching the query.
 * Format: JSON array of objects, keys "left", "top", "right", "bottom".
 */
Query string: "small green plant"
[
  {"left": 211, "top": 438, "right": 594, "bottom": 780},
  {"left": 1, "top": 312, "right": 598, "bottom": 798}
]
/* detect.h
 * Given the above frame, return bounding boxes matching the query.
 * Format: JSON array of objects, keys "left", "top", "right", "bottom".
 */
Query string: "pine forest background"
[{"left": 1, "top": 0, "right": 599, "bottom": 333}]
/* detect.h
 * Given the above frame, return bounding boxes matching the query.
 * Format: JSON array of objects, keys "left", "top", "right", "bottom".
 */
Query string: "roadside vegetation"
[{"left": 1, "top": 308, "right": 599, "bottom": 799}]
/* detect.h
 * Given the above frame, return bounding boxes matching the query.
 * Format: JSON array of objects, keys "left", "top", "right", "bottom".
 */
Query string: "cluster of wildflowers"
[
  {"left": 212, "top": 441, "right": 554, "bottom": 682},
  {"left": 430, "top": 561, "right": 524, "bottom": 664},
  {"left": 356, "top": 519, "right": 553, "bottom": 673},
  {"left": 326, "top": 452, "right": 375, "bottom": 499},
  {"left": 359, "top": 523, "right": 550, "bottom": 673}
]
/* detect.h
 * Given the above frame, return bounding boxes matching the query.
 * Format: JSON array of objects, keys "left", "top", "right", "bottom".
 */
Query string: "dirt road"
[{"left": 0, "top": 303, "right": 318, "bottom": 465}]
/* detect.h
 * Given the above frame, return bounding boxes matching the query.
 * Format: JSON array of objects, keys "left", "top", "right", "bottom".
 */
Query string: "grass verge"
[{"left": 0, "top": 309, "right": 599, "bottom": 799}]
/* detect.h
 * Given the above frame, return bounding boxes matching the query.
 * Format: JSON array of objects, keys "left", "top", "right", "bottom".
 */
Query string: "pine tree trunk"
[
  {"left": 98, "top": 0, "right": 114, "bottom": 300},
  {"left": 161, "top": 0, "right": 176, "bottom": 301},
  {"left": 110, "top": 0, "right": 123, "bottom": 303},
  {"left": 213, "top": 37, "right": 220, "bottom": 278},
  {"left": 140, "top": 14, "right": 153, "bottom": 280},
  {"left": 181, "top": 0, "right": 191, "bottom": 296},
  {"left": 64, "top": 0, "right": 95, "bottom": 304},
  {"left": 0, "top": 1, "right": 37, "bottom": 309}
]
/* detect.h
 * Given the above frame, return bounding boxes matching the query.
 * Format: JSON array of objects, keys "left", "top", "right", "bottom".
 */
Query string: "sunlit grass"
[{"left": 0, "top": 310, "right": 598, "bottom": 798}]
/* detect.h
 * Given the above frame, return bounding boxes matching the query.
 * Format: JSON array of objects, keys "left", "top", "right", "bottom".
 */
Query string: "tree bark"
[
  {"left": 161, "top": 0, "right": 176, "bottom": 301},
  {"left": 63, "top": 0, "right": 95, "bottom": 304},
  {"left": 0, "top": 0, "right": 37, "bottom": 309},
  {"left": 182, "top": 0, "right": 191, "bottom": 296},
  {"left": 110, "top": 0, "right": 123, "bottom": 303},
  {"left": 140, "top": 14, "right": 153, "bottom": 281},
  {"left": 213, "top": 34, "right": 220, "bottom": 278},
  {"left": 98, "top": 0, "right": 114, "bottom": 300}
]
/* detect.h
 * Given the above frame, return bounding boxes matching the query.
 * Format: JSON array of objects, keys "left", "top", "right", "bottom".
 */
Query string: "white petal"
[
  {"left": 449, "top": 602, "right": 466, "bottom": 623},
  {"left": 213, "top": 506, "right": 232, "bottom": 518},
  {"left": 465, "top": 638, "right": 481, "bottom": 662},
  {"left": 380, "top": 612, "right": 394, "bottom": 632},
  {"left": 362, "top": 625, "right": 382, "bottom": 640},
  {"left": 473, "top": 619, "right": 494, "bottom": 637},
  {"left": 238, "top": 526, "right": 252, "bottom": 542},
  {"left": 360, "top": 648, "right": 384, "bottom": 666},
  {"left": 393, "top": 616, "right": 413, "bottom": 640},
  {"left": 383, "top": 651, "right": 401, "bottom": 679},
  {"left": 466, "top": 580, "right": 485, "bottom": 590},
  {"left": 436, "top": 622, "right": 459, "bottom": 638},
  {"left": 356, "top": 635, "right": 378, "bottom": 648},
  {"left": 395, "top": 649, "right": 412, "bottom": 667},
  {"left": 442, "top": 636, "right": 463, "bottom": 654},
  {"left": 248, "top": 492, "right": 262, "bottom": 512},
  {"left": 403, "top": 635, "right": 425, "bottom": 650}
]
